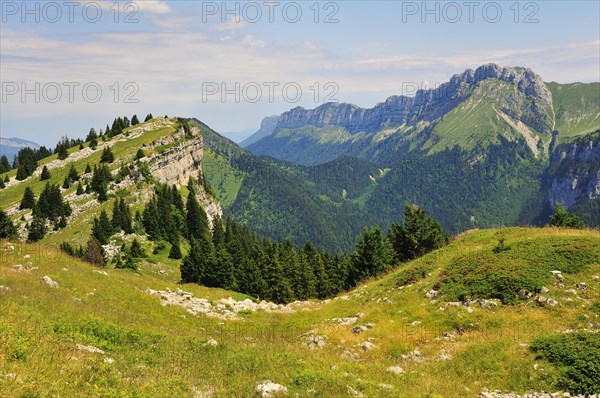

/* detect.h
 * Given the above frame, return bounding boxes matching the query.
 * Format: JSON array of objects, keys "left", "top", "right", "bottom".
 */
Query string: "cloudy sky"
[{"left": 1, "top": 0, "right": 599, "bottom": 146}]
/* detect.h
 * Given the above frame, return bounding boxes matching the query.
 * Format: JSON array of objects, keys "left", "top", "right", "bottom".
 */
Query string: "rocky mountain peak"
[{"left": 274, "top": 64, "right": 553, "bottom": 135}]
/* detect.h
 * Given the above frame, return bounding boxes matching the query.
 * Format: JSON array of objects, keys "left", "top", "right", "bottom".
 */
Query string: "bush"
[
  {"left": 531, "top": 332, "right": 600, "bottom": 394},
  {"left": 436, "top": 236, "right": 599, "bottom": 304}
]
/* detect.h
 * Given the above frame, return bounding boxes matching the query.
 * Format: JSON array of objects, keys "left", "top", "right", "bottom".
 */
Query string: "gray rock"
[
  {"left": 255, "top": 380, "right": 288, "bottom": 397},
  {"left": 360, "top": 341, "right": 376, "bottom": 352},
  {"left": 40, "top": 276, "right": 59, "bottom": 288},
  {"left": 386, "top": 366, "right": 404, "bottom": 375}
]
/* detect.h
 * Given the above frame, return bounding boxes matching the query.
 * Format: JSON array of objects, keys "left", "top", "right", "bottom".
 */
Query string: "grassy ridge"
[{"left": 1, "top": 227, "right": 599, "bottom": 397}]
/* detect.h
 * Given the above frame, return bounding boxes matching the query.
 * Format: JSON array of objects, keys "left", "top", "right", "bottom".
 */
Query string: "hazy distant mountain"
[
  {"left": 240, "top": 115, "right": 280, "bottom": 148},
  {"left": 247, "top": 64, "right": 600, "bottom": 166},
  {"left": 0, "top": 137, "right": 40, "bottom": 161}
]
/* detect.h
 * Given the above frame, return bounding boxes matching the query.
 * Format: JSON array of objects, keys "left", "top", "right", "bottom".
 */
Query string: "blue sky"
[{"left": 1, "top": 0, "right": 599, "bottom": 146}]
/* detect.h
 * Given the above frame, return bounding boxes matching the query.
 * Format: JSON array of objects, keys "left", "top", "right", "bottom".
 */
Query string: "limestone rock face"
[
  {"left": 150, "top": 129, "right": 204, "bottom": 188},
  {"left": 546, "top": 132, "right": 600, "bottom": 210},
  {"left": 275, "top": 64, "right": 553, "bottom": 134},
  {"left": 148, "top": 125, "right": 222, "bottom": 225}
]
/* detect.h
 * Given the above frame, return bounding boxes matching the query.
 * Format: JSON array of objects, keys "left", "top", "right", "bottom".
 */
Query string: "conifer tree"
[
  {"left": 85, "top": 164, "right": 92, "bottom": 174},
  {"left": 57, "top": 144, "right": 69, "bottom": 160},
  {"left": 350, "top": 227, "right": 394, "bottom": 284},
  {"left": 40, "top": 165, "right": 51, "bottom": 180},
  {"left": 180, "top": 238, "right": 202, "bottom": 283},
  {"left": 131, "top": 114, "right": 140, "bottom": 125},
  {"left": 144, "top": 113, "right": 153, "bottom": 122},
  {"left": 100, "top": 147, "right": 115, "bottom": 163},
  {"left": 186, "top": 190, "right": 210, "bottom": 240},
  {"left": 20, "top": 187, "right": 35, "bottom": 210},
  {"left": 27, "top": 205, "right": 47, "bottom": 242},
  {"left": 62, "top": 176, "right": 70, "bottom": 189},
  {"left": 129, "top": 238, "right": 145, "bottom": 258},
  {"left": 92, "top": 210, "right": 113, "bottom": 245},
  {"left": 168, "top": 235, "right": 182, "bottom": 259},
  {"left": 0, "top": 209, "right": 17, "bottom": 239},
  {"left": 135, "top": 148, "right": 145, "bottom": 160},
  {"left": 0, "top": 155, "right": 10, "bottom": 174},
  {"left": 388, "top": 204, "right": 447, "bottom": 262},
  {"left": 68, "top": 164, "right": 79, "bottom": 181},
  {"left": 549, "top": 203, "right": 585, "bottom": 229},
  {"left": 236, "top": 257, "right": 268, "bottom": 298},
  {"left": 76, "top": 182, "right": 84, "bottom": 195}
]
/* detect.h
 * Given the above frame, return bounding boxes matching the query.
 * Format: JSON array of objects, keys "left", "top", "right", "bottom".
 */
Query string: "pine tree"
[
  {"left": 27, "top": 205, "right": 47, "bottom": 242},
  {"left": 100, "top": 147, "right": 114, "bottom": 163},
  {"left": 68, "top": 164, "right": 79, "bottom": 181},
  {"left": 40, "top": 165, "right": 51, "bottom": 180},
  {"left": 168, "top": 236, "right": 182, "bottom": 259},
  {"left": 144, "top": 113, "right": 153, "bottom": 122},
  {"left": 388, "top": 204, "right": 447, "bottom": 262},
  {"left": 0, "top": 155, "right": 10, "bottom": 174},
  {"left": 76, "top": 182, "right": 84, "bottom": 195},
  {"left": 262, "top": 243, "right": 294, "bottom": 303},
  {"left": 212, "top": 215, "right": 225, "bottom": 248},
  {"left": 142, "top": 198, "right": 161, "bottom": 240},
  {"left": 85, "top": 164, "right": 92, "bottom": 174},
  {"left": 186, "top": 191, "right": 210, "bottom": 240},
  {"left": 20, "top": 187, "right": 35, "bottom": 210},
  {"left": 180, "top": 238, "right": 202, "bottom": 283},
  {"left": 301, "top": 242, "right": 324, "bottom": 299},
  {"left": 62, "top": 176, "right": 70, "bottom": 189},
  {"left": 121, "top": 253, "right": 138, "bottom": 270},
  {"left": 350, "top": 227, "right": 394, "bottom": 285},
  {"left": 135, "top": 148, "right": 145, "bottom": 160},
  {"left": 549, "top": 203, "right": 585, "bottom": 229},
  {"left": 0, "top": 209, "right": 18, "bottom": 239},
  {"left": 92, "top": 210, "right": 113, "bottom": 245},
  {"left": 131, "top": 114, "right": 140, "bottom": 125},
  {"left": 129, "top": 238, "right": 145, "bottom": 258},
  {"left": 119, "top": 199, "right": 133, "bottom": 233},
  {"left": 3, "top": 175, "right": 8, "bottom": 183},
  {"left": 105, "top": 124, "right": 111, "bottom": 137},
  {"left": 85, "top": 128, "right": 98, "bottom": 142},
  {"left": 91, "top": 164, "right": 112, "bottom": 201},
  {"left": 236, "top": 257, "right": 268, "bottom": 298},
  {"left": 0, "top": 178, "right": 4, "bottom": 189},
  {"left": 57, "top": 144, "right": 69, "bottom": 160},
  {"left": 16, "top": 164, "right": 28, "bottom": 181}
]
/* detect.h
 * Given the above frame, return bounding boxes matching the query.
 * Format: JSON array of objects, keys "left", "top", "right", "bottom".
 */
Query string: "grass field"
[{"left": 1, "top": 227, "right": 598, "bottom": 397}]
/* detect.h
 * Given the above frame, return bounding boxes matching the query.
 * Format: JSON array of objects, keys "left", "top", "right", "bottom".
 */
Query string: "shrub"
[{"left": 531, "top": 332, "right": 600, "bottom": 394}]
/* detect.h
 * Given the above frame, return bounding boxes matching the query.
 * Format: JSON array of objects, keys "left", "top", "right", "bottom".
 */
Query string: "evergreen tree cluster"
[
  {"left": 0, "top": 209, "right": 18, "bottom": 239},
  {"left": 21, "top": 182, "right": 72, "bottom": 242},
  {"left": 143, "top": 184, "right": 186, "bottom": 243},
  {"left": 549, "top": 203, "right": 585, "bottom": 229},
  {"left": 90, "top": 164, "right": 113, "bottom": 201},
  {"left": 13, "top": 146, "right": 51, "bottom": 180}
]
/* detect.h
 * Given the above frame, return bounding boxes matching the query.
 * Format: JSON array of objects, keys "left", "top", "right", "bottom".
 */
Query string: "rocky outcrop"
[
  {"left": 148, "top": 124, "right": 223, "bottom": 224},
  {"left": 275, "top": 64, "right": 553, "bottom": 135},
  {"left": 150, "top": 126, "right": 203, "bottom": 187},
  {"left": 545, "top": 131, "right": 600, "bottom": 209}
]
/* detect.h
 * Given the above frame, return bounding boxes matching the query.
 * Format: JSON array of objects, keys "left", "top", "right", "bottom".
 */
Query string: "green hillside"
[
  {"left": 1, "top": 227, "right": 599, "bottom": 397},
  {"left": 548, "top": 82, "right": 600, "bottom": 138}
]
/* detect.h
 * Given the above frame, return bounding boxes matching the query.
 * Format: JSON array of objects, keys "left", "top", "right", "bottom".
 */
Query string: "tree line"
[{"left": 0, "top": 113, "right": 154, "bottom": 184}]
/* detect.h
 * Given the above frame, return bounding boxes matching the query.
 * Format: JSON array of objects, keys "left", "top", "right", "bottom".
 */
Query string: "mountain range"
[
  {"left": 199, "top": 65, "right": 599, "bottom": 250},
  {"left": 0, "top": 137, "right": 41, "bottom": 162}
]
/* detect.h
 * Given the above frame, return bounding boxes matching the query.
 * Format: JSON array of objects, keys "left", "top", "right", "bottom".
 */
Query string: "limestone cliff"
[
  {"left": 148, "top": 124, "right": 222, "bottom": 225},
  {"left": 544, "top": 131, "right": 600, "bottom": 210},
  {"left": 274, "top": 64, "right": 554, "bottom": 135}
]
